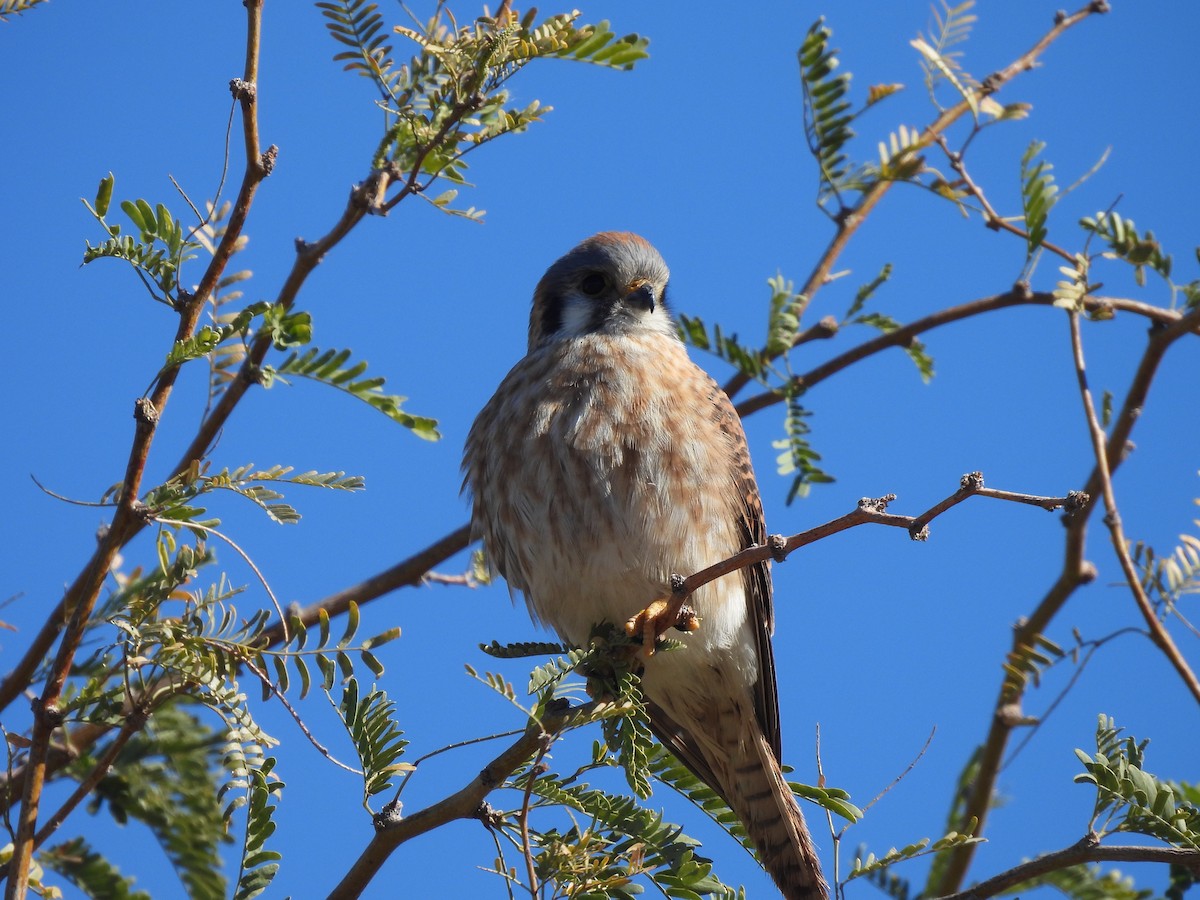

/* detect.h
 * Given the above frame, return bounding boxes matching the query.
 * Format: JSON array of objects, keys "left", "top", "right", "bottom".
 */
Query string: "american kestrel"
[{"left": 464, "top": 232, "right": 827, "bottom": 900}]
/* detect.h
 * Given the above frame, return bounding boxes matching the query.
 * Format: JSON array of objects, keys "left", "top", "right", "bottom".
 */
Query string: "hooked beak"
[{"left": 623, "top": 280, "right": 656, "bottom": 314}]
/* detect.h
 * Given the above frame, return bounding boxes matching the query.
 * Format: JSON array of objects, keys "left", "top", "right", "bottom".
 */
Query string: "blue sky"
[{"left": 2, "top": 2, "right": 1198, "bottom": 898}]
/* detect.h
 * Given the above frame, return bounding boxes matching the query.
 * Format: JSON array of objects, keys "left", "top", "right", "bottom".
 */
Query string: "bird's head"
[{"left": 528, "top": 231, "right": 675, "bottom": 350}]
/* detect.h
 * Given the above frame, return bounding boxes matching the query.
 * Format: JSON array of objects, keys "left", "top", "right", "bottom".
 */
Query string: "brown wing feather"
[{"left": 712, "top": 379, "right": 781, "bottom": 758}]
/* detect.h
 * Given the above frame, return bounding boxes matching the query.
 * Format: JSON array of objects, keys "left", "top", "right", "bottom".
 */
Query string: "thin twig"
[
  {"left": 933, "top": 299, "right": 1200, "bottom": 895},
  {"left": 1002, "top": 627, "right": 1142, "bottom": 768},
  {"left": 28, "top": 474, "right": 115, "bottom": 507},
  {"left": 854, "top": 727, "right": 936, "bottom": 824},
  {"left": 152, "top": 517, "right": 288, "bottom": 643},
  {"left": 639, "top": 475, "right": 1078, "bottom": 641},
  {"left": 733, "top": 289, "right": 1193, "bottom": 418},
  {"left": 814, "top": 724, "right": 840, "bottom": 899},
  {"left": 392, "top": 727, "right": 526, "bottom": 802},
  {"left": 328, "top": 700, "right": 587, "bottom": 899},
  {"left": 519, "top": 739, "right": 549, "bottom": 898},
  {"left": 724, "top": 0, "right": 1110, "bottom": 401},
  {"left": 1066, "top": 312, "right": 1200, "bottom": 701},
  {"left": 932, "top": 133, "right": 1074, "bottom": 263},
  {"left": 240, "top": 656, "right": 359, "bottom": 774}
]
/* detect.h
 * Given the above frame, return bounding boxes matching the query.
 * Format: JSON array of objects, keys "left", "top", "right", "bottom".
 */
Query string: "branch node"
[
  {"left": 259, "top": 144, "right": 278, "bottom": 176},
  {"left": 996, "top": 702, "right": 1037, "bottom": 727},
  {"left": 1054, "top": 9, "right": 1068, "bottom": 25},
  {"left": 1065, "top": 490, "right": 1090, "bottom": 514},
  {"left": 228, "top": 78, "right": 256, "bottom": 103},
  {"left": 909, "top": 523, "right": 930, "bottom": 542},
  {"left": 32, "top": 698, "right": 64, "bottom": 729},
  {"left": 372, "top": 798, "right": 403, "bottom": 831},
  {"left": 1089, "top": 0, "right": 1110, "bottom": 14},
  {"left": 960, "top": 471, "right": 985, "bottom": 491},
  {"left": 859, "top": 494, "right": 897, "bottom": 515},
  {"left": 669, "top": 573, "right": 686, "bottom": 595},
  {"left": 768, "top": 533, "right": 789, "bottom": 562},
  {"left": 133, "top": 397, "right": 159, "bottom": 427},
  {"left": 980, "top": 72, "right": 1002, "bottom": 95},
  {"left": 475, "top": 801, "right": 504, "bottom": 829},
  {"left": 544, "top": 697, "right": 570, "bottom": 717},
  {"left": 1078, "top": 560, "right": 1098, "bottom": 584},
  {"left": 353, "top": 169, "right": 393, "bottom": 214}
]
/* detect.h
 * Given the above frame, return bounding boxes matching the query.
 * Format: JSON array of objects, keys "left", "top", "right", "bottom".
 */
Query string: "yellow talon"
[{"left": 625, "top": 598, "right": 701, "bottom": 655}]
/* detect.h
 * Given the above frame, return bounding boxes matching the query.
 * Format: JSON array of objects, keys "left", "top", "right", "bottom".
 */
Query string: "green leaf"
[
  {"left": 765, "top": 273, "right": 806, "bottom": 356},
  {"left": 1020, "top": 140, "right": 1058, "bottom": 262},
  {"left": 0, "top": 0, "right": 53, "bottom": 21},
  {"left": 37, "top": 838, "right": 152, "bottom": 900},
  {"left": 850, "top": 826, "right": 981, "bottom": 880},
  {"left": 773, "top": 394, "right": 833, "bottom": 504},
  {"left": 233, "top": 762, "right": 284, "bottom": 900},
  {"left": 1080, "top": 210, "right": 1172, "bottom": 287},
  {"left": 337, "top": 679, "right": 409, "bottom": 808},
  {"left": 135, "top": 199, "right": 157, "bottom": 236},
  {"left": 267, "top": 346, "right": 440, "bottom": 439},
  {"left": 1075, "top": 714, "right": 1200, "bottom": 846},
  {"left": 916, "top": 1, "right": 979, "bottom": 111},
  {"left": 339, "top": 600, "right": 360, "bottom": 648},
  {"left": 677, "top": 314, "right": 767, "bottom": 384},
  {"left": 261, "top": 304, "right": 313, "bottom": 350},
  {"left": 799, "top": 18, "right": 857, "bottom": 207},
  {"left": 68, "top": 703, "right": 231, "bottom": 898},
  {"left": 516, "top": 756, "right": 741, "bottom": 897},
  {"left": 844, "top": 263, "right": 893, "bottom": 322},
  {"left": 94, "top": 172, "right": 114, "bottom": 218}
]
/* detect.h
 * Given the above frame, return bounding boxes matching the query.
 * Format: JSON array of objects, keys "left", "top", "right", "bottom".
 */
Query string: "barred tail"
[{"left": 727, "top": 730, "right": 828, "bottom": 900}]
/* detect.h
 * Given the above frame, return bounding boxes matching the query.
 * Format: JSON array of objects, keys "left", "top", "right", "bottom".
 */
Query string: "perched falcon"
[{"left": 464, "top": 232, "right": 827, "bottom": 900}]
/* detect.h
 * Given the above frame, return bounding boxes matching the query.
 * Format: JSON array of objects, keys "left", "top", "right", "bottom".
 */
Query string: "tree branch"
[
  {"left": 932, "top": 301, "right": 1200, "bottom": 894},
  {"left": 733, "top": 289, "right": 1193, "bottom": 419},
  {"left": 934, "top": 834, "right": 1200, "bottom": 900},
  {"left": 932, "top": 133, "right": 1075, "bottom": 263},
  {"left": 258, "top": 523, "right": 472, "bottom": 648},
  {"left": 635, "top": 473, "right": 1081, "bottom": 640},
  {"left": 327, "top": 700, "right": 584, "bottom": 899},
  {"left": 724, "top": 0, "right": 1110, "bottom": 401},
  {"left": 0, "top": 524, "right": 473, "bottom": 816},
  {"left": 1066, "top": 311, "right": 1200, "bottom": 701},
  {"left": 3, "top": 5, "right": 269, "bottom": 891}
]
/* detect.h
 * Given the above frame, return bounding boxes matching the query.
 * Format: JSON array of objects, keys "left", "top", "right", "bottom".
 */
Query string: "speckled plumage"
[{"left": 464, "top": 232, "right": 826, "bottom": 900}]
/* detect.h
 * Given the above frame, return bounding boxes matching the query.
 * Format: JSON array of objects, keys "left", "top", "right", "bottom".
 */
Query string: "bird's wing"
[{"left": 717, "top": 381, "right": 782, "bottom": 759}]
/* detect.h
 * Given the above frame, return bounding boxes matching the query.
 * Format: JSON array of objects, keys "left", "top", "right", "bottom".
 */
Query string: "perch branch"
[{"left": 640, "top": 474, "right": 1081, "bottom": 642}]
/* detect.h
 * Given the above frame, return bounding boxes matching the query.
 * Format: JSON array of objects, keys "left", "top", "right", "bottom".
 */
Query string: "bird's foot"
[{"left": 624, "top": 597, "right": 700, "bottom": 656}]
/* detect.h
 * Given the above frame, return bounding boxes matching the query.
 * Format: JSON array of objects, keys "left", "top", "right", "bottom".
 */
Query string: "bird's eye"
[{"left": 580, "top": 272, "right": 607, "bottom": 296}]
